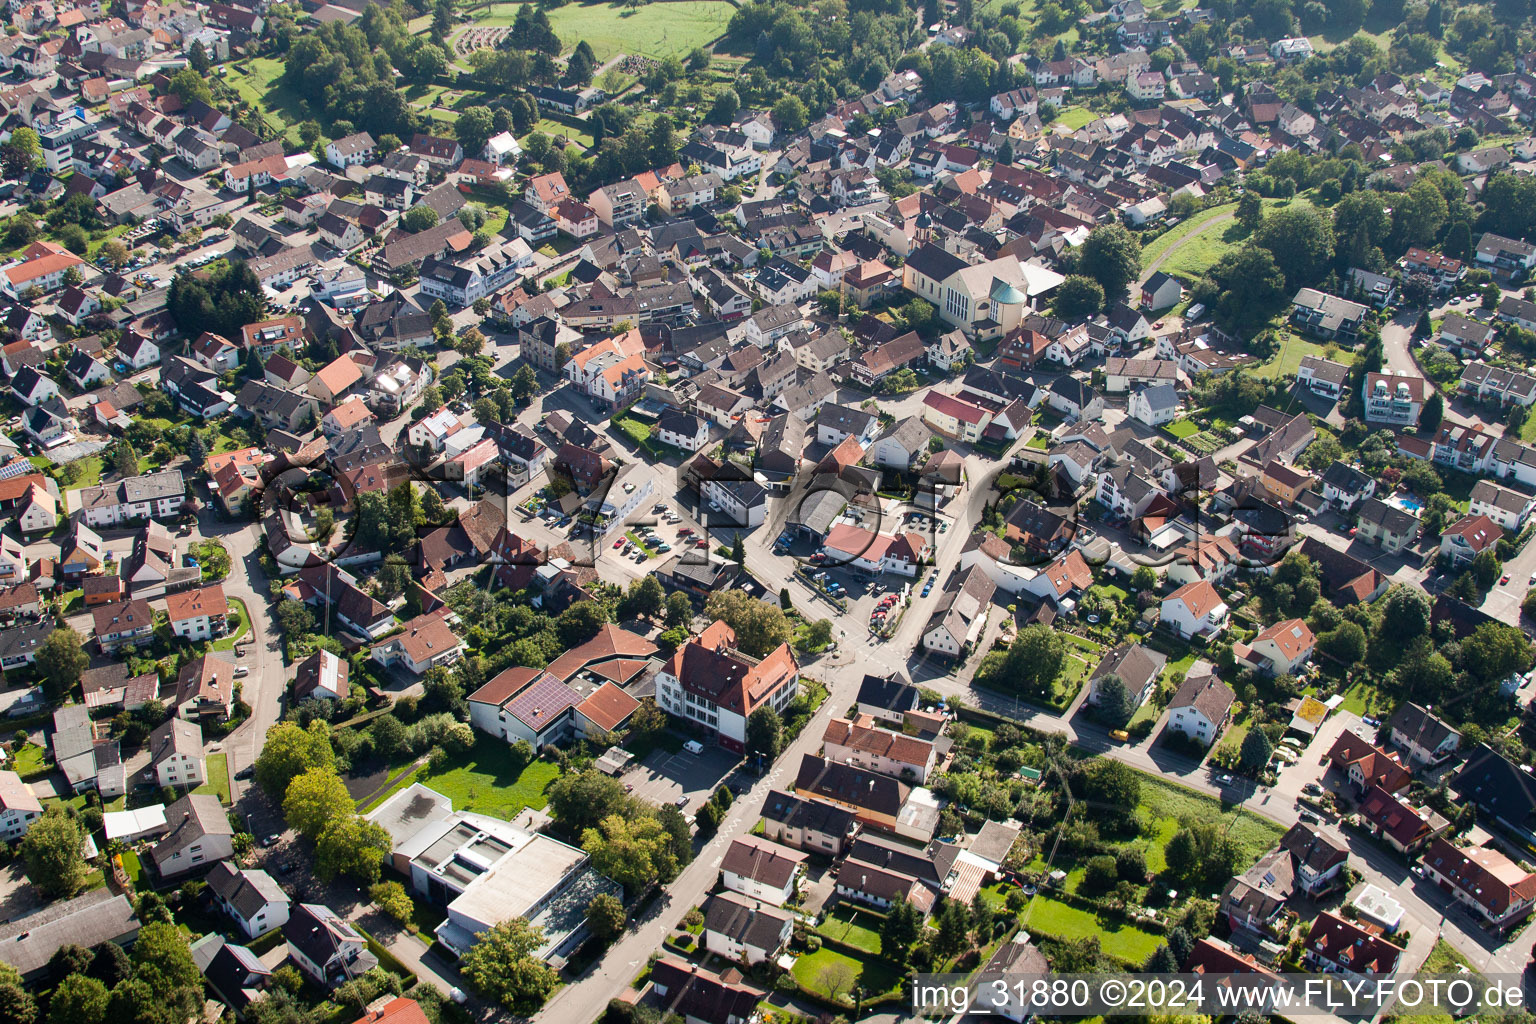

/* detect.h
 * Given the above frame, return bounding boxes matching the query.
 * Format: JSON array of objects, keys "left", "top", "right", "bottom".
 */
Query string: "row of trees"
[{"left": 255, "top": 721, "right": 392, "bottom": 883}]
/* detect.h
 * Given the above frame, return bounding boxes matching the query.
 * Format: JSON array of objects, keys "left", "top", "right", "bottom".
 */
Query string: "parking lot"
[{"left": 626, "top": 742, "right": 740, "bottom": 814}]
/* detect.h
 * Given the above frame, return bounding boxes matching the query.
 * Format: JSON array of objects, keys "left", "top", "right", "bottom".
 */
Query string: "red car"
[
  {"left": 613, "top": 539, "right": 624, "bottom": 548},
  {"left": 695, "top": 538, "right": 708, "bottom": 547},
  {"left": 678, "top": 527, "right": 693, "bottom": 535}
]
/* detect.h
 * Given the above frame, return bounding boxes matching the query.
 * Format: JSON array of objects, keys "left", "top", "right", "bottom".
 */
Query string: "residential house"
[
  {"left": 654, "top": 621, "right": 799, "bottom": 753},
  {"left": 702, "top": 892, "right": 793, "bottom": 966},
  {"left": 1165, "top": 662, "right": 1235, "bottom": 747},
  {"left": 1387, "top": 702, "right": 1460, "bottom": 766},
  {"left": 208, "top": 862, "right": 291, "bottom": 941},
  {"left": 1440, "top": 513, "right": 1500, "bottom": 567},
  {"left": 1327, "top": 731, "right": 1411, "bottom": 794},
  {"left": 1355, "top": 497, "right": 1420, "bottom": 553},
  {"left": 720, "top": 836, "right": 805, "bottom": 906},
  {"left": 761, "top": 789, "right": 858, "bottom": 856},
  {"left": 151, "top": 793, "right": 236, "bottom": 879},
  {"left": 370, "top": 613, "right": 465, "bottom": 676},
  {"left": 1160, "top": 580, "right": 1228, "bottom": 638},
  {"left": 1418, "top": 839, "right": 1536, "bottom": 932},
  {"left": 147, "top": 718, "right": 204, "bottom": 790},
  {"left": 284, "top": 904, "right": 379, "bottom": 988},
  {"left": 166, "top": 584, "right": 227, "bottom": 642}
]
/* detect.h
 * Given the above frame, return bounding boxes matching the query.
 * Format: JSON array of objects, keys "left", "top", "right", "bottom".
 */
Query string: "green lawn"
[
  {"left": 12, "top": 742, "right": 47, "bottom": 779},
  {"left": 362, "top": 740, "right": 561, "bottom": 820},
  {"left": 1162, "top": 419, "right": 1200, "bottom": 440},
  {"left": 119, "top": 850, "right": 142, "bottom": 886},
  {"left": 464, "top": 1, "right": 734, "bottom": 61},
  {"left": 220, "top": 57, "right": 307, "bottom": 147},
  {"left": 1055, "top": 653, "right": 1090, "bottom": 705},
  {"left": 212, "top": 598, "right": 250, "bottom": 652},
  {"left": 1423, "top": 939, "right": 1475, "bottom": 974},
  {"left": 1054, "top": 106, "right": 1094, "bottom": 130},
  {"left": 194, "top": 753, "right": 231, "bottom": 804},
  {"left": 791, "top": 947, "right": 903, "bottom": 1003},
  {"left": 1254, "top": 332, "right": 1327, "bottom": 381},
  {"left": 1019, "top": 895, "right": 1163, "bottom": 964},
  {"left": 526, "top": 116, "right": 596, "bottom": 152},
  {"left": 1140, "top": 202, "right": 1239, "bottom": 270},
  {"left": 1336, "top": 678, "right": 1391, "bottom": 718},
  {"left": 1141, "top": 198, "right": 1302, "bottom": 285},
  {"left": 817, "top": 906, "right": 884, "bottom": 955}
]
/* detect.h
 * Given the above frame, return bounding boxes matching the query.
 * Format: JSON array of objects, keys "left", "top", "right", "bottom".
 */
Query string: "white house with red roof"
[
  {"left": 654, "top": 620, "right": 799, "bottom": 752},
  {"left": 1440, "top": 512, "right": 1501, "bottom": 567},
  {"left": 166, "top": 584, "right": 228, "bottom": 642},
  {"left": 0, "top": 242, "right": 84, "bottom": 298},
  {"left": 564, "top": 329, "right": 650, "bottom": 411},
  {"left": 445, "top": 437, "right": 499, "bottom": 491},
  {"left": 1236, "top": 617, "right": 1315, "bottom": 675},
  {"left": 370, "top": 612, "right": 464, "bottom": 676},
  {"left": 321, "top": 395, "right": 374, "bottom": 438},
  {"left": 1419, "top": 838, "right": 1536, "bottom": 931},
  {"left": 467, "top": 666, "right": 581, "bottom": 747},
  {"left": 921, "top": 390, "right": 994, "bottom": 443},
  {"left": 190, "top": 331, "right": 241, "bottom": 373},
  {"left": 820, "top": 523, "right": 929, "bottom": 577},
  {"left": 307, "top": 355, "right": 364, "bottom": 407},
  {"left": 1160, "top": 580, "right": 1228, "bottom": 638},
  {"left": 407, "top": 407, "right": 465, "bottom": 451}
]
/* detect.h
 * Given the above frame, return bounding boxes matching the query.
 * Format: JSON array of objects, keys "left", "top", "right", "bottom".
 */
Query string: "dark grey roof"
[
  {"left": 0, "top": 891, "right": 139, "bottom": 979},
  {"left": 762, "top": 787, "right": 857, "bottom": 836},
  {"left": 702, "top": 891, "right": 792, "bottom": 949}
]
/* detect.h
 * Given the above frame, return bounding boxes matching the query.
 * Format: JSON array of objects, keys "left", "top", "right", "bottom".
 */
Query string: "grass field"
[
  {"left": 1055, "top": 107, "right": 1094, "bottom": 130},
  {"left": 528, "top": 116, "right": 596, "bottom": 151},
  {"left": 1162, "top": 419, "right": 1200, "bottom": 439},
  {"left": 464, "top": 1, "right": 734, "bottom": 61},
  {"left": 220, "top": 57, "right": 306, "bottom": 147},
  {"left": 1140, "top": 203, "right": 1239, "bottom": 270},
  {"left": 1136, "top": 775, "right": 1286, "bottom": 868},
  {"left": 1254, "top": 332, "right": 1328, "bottom": 381},
  {"left": 363, "top": 740, "right": 560, "bottom": 819},
  {"left": 1019, "top": 895, "right": 1163, "bottom": 964},
  {"left": 12, "top": 742, "right": 47, "bottom": 779},
  {"left": 194, "top": 753, "right": 231, "bottom": 804},
  {"left": 1140, "top": 198, "right": 1302, "bottom": 285},
  {"left": 120, "top": 850, "right": 142, "bottom": 886},
  {"left": 1336, "top": 677, "right": 1391, "bottom": 718},
  {"left": 792, "top": 947, "right": 903, "bottom": 1002},
  {"left": 817, "top": 907, "right": 884, "bottom": 955}
]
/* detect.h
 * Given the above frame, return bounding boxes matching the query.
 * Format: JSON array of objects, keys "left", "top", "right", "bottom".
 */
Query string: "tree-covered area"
[
  {"left": 166, "top": 260, "right": 267, "bottom": 340},
  {"left": 282, "top": 9, "right": 440, "bottom": 139}
]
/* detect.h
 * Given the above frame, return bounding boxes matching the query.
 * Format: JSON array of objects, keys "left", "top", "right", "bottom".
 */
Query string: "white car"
[{"left": 233, "top": 666, "right": 250, "bottom": 678}]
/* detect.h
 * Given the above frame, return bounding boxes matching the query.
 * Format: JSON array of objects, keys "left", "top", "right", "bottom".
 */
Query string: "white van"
[{"left": 683, "top": 740, "right": 704, "bottom": 755}]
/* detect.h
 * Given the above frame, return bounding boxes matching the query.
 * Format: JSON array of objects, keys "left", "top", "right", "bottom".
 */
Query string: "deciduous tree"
[
  {"left": 36, "top": 628, "right": 88, "bottom": 701},
  {"left": 21, "top": 808, "right": 87, "bottom": 897},
  {"left": 585, "top": 893, "right": 625, "bottom": 940},
  {"left": 313, "top": 815, "right": 391, "bottom": 883},
  {"left": 254, "top": 721, "right": 337, "bottom": 798},
  {"left": 1077, "top": 224, "right": 1142, "bottom": 298},
  {"left": 459, "top": 919, "right": 558, "bottom": 1013},
  {"left": 282, "top": 768, "right": 354, "bottom": 839},
  {"left": 581, "top": 813, "right": 680, "bottom": 890},
  {"left": 746, "top": 706, "right": 783, "bottom": 759},
  {"left": 49, "top": 974, "right": 108, "bottom": 1024},
  {"left": 703, "top": 589, "right": 793, "bottom": 658}
]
